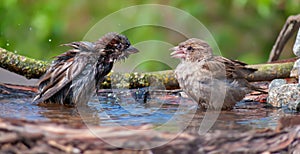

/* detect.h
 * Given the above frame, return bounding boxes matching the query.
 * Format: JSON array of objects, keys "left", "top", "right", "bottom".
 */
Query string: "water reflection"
[{"left": 0, "top": 88, "right": 284, "bottom": 132}]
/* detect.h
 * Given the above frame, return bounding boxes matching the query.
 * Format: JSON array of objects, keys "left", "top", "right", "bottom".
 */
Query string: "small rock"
[
  {"left": 288, "top": 98, "right": 300, "bottom": 111},
  {"left": 293, "top": 28, "right": 300, "bottom": 56},
  {"left": 290, "top": 59, "right": 300, "bottom": 81},
  {"left": 268, "top": 83, "right": 300, "bottom": 111},
  {"left": 268, "top": 79, "right": 286, "bottom": 90}
]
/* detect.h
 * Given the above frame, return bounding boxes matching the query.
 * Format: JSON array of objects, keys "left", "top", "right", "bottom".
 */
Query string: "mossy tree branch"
[
  {"left": 0, "top": 47, "right": 295, "bottom": 89},
  {"left": 0, "top": 48, "right": 48, "bottom": 79}
]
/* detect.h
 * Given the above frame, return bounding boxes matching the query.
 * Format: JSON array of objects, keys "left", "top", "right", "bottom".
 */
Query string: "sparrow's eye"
[
  {"left": 187, "top": 46, "right": 193, "bottom": 51},
  {"left": 125, "top": 43, "right": 130, "bottom": 48},
  {"left": 116, "top": 43, "right": 122, "bottom": 49}
]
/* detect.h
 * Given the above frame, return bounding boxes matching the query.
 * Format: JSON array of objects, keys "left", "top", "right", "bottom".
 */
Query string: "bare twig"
[{"left": 268, "top": 14, "right": 300, "bottom": 62}]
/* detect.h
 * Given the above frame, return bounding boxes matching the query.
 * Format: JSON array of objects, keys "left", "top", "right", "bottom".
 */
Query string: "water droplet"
[
  {"left": 48, "top": 39, "right": 52, "bottom": 42},
  {"left": 6, "top": 43, "right": 9, "bottom": 46},
  {"left": 29, "top": 27, "right": 32, "bottom": 31},
  {"left": 17, "top": 24, "right": 21, "bottom": 26}
]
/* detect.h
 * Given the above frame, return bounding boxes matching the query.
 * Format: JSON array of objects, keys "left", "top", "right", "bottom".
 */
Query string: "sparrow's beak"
[
  {"left": 170, "top": 46, "right": 186, "bottom": 59},
  {"left": 117, "top": 46, "right": 139, "bottom": 62},
  {"left": 125, "top": 46, "right": 139, "bottom": 54}
]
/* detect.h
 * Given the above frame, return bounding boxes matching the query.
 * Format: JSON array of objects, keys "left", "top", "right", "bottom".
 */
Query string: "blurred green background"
[{"left": 1, "top": 0, "right": 300, "bottom": 71}]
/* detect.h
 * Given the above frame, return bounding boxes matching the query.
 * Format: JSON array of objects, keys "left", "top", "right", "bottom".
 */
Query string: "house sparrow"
[
  {"left": 170, "top": 38, "right": 258, "bottom": 110},
  {"left": 33, "top": 32, "right": 139, "bottom": 106}
]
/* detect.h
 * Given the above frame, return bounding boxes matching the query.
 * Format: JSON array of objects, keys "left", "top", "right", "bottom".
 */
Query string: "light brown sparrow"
[{"left": 171, "top": 38, "right": 258, "bottom": 110}]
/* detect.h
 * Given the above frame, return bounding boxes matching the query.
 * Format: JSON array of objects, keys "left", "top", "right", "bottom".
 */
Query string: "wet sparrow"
[{"left": 33, "top": 32, "right": 139, "bottom": 106}]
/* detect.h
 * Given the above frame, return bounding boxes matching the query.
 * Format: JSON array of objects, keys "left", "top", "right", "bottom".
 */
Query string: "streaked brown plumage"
[
  {"left": 171, "top": 38, "right": 258, "bottom": 110},
  {"left": 33, "top": 32, "right": 139, "bottom": 106}
]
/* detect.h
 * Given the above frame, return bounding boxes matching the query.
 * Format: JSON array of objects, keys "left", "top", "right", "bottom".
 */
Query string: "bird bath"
[{"left": 0, "top": 86, "right": 288, "bottom": 133}]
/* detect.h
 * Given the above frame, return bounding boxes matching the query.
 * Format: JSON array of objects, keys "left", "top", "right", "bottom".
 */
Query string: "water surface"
[{"left": 0, "top": 88, "right": 287, "bottom": 132}]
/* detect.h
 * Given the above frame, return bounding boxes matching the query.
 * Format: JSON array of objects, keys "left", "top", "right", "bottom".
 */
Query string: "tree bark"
[{"left": 0, "top": 117, "right": 299, "bottom": 153}]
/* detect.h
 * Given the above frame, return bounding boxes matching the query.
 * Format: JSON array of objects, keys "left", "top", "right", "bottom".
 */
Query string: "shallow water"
[{"left": 0, "top": 88, "right": 289, "bottom": 132}]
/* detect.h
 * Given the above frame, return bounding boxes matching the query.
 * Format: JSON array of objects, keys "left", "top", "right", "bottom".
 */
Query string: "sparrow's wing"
[
  {"left": 211, "top": 56, "right": 266, "bottom": 93},
  {"left": 201, "top": 60, "right": 227, "bottom": 80},
  {"left": 37, "top": 50, "right": 78, "bottom": 86},
  {"left": 195, "top": 61, "right": 253, "bottom": 109},
  {"left": 33, "top": 42, "right": 94, "bottom": 103},
  {"left": 213, "top": 56, "right": 257, "bottom": 79}
]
